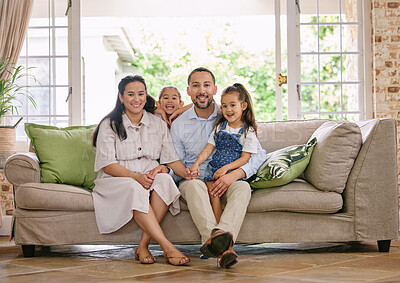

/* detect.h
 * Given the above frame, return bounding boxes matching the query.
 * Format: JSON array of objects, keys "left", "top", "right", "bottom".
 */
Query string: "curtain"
[{"left": 0, "top": 0, "right": 33, "bottom": 80}]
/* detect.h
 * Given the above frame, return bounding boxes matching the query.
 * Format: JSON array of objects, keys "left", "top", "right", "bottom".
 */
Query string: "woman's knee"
[{"left": 153, "top": 173, "right": 173, "bottom": 182}]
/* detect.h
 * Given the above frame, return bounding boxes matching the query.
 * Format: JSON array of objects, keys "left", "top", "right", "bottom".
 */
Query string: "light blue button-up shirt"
[{"left": 170, "top": 102, "right": 267, "bottom": 181}]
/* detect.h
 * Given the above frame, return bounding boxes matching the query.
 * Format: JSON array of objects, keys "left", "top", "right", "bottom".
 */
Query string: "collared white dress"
[{"left": 92, "top": 111, "right": 181, "bottom": 234}]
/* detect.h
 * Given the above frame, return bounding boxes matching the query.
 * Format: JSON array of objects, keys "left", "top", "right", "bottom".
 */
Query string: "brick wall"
[
  {"left": 371, "top": 1, "right": 400, "bottom": 191},
  {"left": 0, "top": 171, "right": 14, "bottom": 217}
]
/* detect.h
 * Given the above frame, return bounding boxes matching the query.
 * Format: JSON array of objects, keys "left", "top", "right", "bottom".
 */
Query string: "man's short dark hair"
[{"left": 187, "top": 67, "right": 216, "bottom": 86}]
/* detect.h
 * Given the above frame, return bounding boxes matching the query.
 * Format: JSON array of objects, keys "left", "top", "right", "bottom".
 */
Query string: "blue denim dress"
[{"left": 204, "top": 121, "right": 245, "bottom": 181}]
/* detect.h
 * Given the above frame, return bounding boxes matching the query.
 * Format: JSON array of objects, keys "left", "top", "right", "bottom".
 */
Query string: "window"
[
  {"left": 13, "top": 0, "right": 370, "bottom": 146},
  {"left": 80, "top": 1, "right": 278, "bottom": 125},
  {"left": 286, "top": 0, "right": 371, "bottom": 121},
  {"left": 14, "top": 0, "right": 70, "bottom": 147}
]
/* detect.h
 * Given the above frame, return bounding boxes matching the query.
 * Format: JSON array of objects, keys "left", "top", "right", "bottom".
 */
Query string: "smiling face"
[
  {"left": 119, "top": 81, "right": 147, "bottom": 120},
  {"left": 159, "top": 88, "right": 184, "bottom": 115},
  {"left": 187, "top": 71, "right": 217, "bottom": 110},
  {"left": 220, "top": 91, "right": 248, "bottom": 128}
]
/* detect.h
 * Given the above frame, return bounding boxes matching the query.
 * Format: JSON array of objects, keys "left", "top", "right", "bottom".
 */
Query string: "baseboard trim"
[{"left": 0, "top": 216, "right": 12, "bottom": 236}]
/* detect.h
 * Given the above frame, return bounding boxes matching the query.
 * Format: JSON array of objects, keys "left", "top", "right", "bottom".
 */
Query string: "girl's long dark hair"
[
  {"left": 214, "top": 83, "right": 257, "bottom": 137},
  {"left": 92, "top": 75, "right": 156, "bottom": 147}
]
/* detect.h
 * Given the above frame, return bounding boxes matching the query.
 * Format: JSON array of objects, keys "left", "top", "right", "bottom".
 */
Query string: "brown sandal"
[
  {"left": 135, "top": 247, "right": 155, "bottom": 264},
  {"left": 164, "top": 250, "right": 190, "bottom": 266}
]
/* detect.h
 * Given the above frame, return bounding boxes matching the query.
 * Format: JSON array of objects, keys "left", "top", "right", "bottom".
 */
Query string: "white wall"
[{"left": 81, "top": 35, "right": 118, "bottom": 125}]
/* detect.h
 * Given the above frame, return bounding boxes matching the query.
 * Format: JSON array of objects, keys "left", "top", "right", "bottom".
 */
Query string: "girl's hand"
[
  {"left": 148, "top": 165, "right": 169, "bottom": 178},
  {"left": 169, "top": 103, "right": 192, "bottom": 125},
  {"left": 183, "top": 167, "right": 197, "bottom": 180},
  {"left": 154, "top": 104, "right": 169, "bottom": 125},
  {"left": 133, "top": 173, "right": 154, "bottom": 190},
  {"left": 213, "top": 166, "right": 228, "bottom": 180},
  {"left": 168, "top": 111, "right": 179, "bottom": 125},
  {"left": 189, "top": 165, "right": 200, "bottom": 177},
  {"left": 189, "top": 168, "right": 199, "bottom": 179}
]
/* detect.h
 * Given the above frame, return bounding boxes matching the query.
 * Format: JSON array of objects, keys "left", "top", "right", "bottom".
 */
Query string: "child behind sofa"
[{"left": 155, "top": 86, "right": 192, "bottom": 127}]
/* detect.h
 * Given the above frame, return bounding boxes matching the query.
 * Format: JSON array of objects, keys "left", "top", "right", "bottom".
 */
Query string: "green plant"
[{"left": 0, "top": 57, "right": 37, "bottom": 122}]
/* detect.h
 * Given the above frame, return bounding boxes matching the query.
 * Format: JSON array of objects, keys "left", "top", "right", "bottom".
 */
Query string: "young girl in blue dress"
[{"left": 190, "top": 83, "right": 259, "bottom": 222}]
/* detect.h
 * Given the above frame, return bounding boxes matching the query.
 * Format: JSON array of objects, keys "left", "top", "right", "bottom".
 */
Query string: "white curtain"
[{"left": 0, "top": 0, "right": 33, "bottom": 80}]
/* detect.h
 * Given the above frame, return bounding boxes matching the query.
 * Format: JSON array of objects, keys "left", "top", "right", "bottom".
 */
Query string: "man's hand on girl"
[{"left": 210, "top": 173, "right": 236, "bottom": 197}]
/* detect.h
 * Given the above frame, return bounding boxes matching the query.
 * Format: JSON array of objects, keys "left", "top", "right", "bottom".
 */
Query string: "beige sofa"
[{"left": 4, "top": 119, "right": 399, "bottom": 257}]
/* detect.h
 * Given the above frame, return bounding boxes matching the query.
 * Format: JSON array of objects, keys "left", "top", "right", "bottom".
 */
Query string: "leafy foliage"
[
  {"left": 0, "top": 58, "right": 37, "bottom": 121},
  {"left": 300, "top": 16, "right": 348, "bottom": 119},
  {"left": 131, "top": 46, "right": 278, "bottom": 121},
  {"left": 130, "top": 15, "right": 346, "bottom": 121}
]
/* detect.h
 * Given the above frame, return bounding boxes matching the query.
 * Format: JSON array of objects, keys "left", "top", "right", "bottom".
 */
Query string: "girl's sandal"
[
  {"left": 135, "top": 247, "right": 155, "bottom": 264},
  {"left": 164, "top": 250, "right": 190, "bottom": 266}
]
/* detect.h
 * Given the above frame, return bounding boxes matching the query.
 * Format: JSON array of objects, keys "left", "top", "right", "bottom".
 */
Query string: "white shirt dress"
[{"left": 92, "top": 111, "right": 181, "bottom": 234}]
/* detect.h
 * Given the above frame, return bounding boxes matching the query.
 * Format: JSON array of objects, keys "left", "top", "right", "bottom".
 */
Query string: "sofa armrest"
[
  {"left": 345, "top": 118, "right": 399, "bottom": 241},
  {"left": 4, "top": 152, "right": 41, "bottom": 187}
]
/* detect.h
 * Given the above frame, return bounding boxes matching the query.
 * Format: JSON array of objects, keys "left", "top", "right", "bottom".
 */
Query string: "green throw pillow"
[
  {"left": 25, "top": 123, "right": 98, "bottom": 190},
  {"left": 250, "top": 137, "right": 317, "bottom": 189}
]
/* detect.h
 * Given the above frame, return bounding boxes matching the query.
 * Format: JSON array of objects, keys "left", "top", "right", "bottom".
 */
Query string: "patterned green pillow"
[{"left": 250, "top": 138, "right": 317, "bottom": 189}]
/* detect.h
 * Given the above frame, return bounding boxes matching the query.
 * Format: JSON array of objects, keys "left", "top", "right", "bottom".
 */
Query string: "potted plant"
[{"left": 0, "top": 57, "right": 37, "bottom": 168}]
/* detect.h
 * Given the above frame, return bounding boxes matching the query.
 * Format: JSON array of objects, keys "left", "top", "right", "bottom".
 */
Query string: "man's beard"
[{"left": 193, "top": 97, "right": 213, "bottom": 109}]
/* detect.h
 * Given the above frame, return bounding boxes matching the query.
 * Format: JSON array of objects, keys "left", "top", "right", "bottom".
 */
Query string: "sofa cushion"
[
  {"left": 256, "top": 120, "right": 326, "bottom": 153},
  {"left": 303, "top": 121, "right": 362, "bottom": 193},
  {"left": 249, "top": 138, "right": 316, "bottom": 189},
  {"left": 247, "top": 179, "right": 343, "bottom": 213},
  {"left": 178, "top": 179, "right": 343, "bottom": 213},
  {"left": 15, "top": 183, "right": 94, "bottom": 211},
  {"left": 25, "top": 123, "right": 98, "bottom": 190}
]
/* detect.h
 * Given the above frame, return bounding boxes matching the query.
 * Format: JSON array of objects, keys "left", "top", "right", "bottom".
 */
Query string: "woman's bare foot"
[
  {"left": 163, "top": 247, "right": 190, "bottom": 265},
  {"left": 135, "top": 246, "right": 155, "bottom": 264}
]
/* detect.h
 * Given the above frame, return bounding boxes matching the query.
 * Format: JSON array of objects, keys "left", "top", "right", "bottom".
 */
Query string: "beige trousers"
[{"left": 179, "top": 179, "right": 251, "bottom": 243}]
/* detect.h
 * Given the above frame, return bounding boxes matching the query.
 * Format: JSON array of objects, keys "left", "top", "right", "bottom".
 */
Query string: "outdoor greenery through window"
[
  {"left": 126, "top": 17, "right": 278, "bottom": 122},
  {"left": 115, "top": 2, "right": 360, "bottom": 123},
  {"left": 82, "top": 15, "right": 280, "bottom": 124},
  {"left": 13, "top": 0, "right": 69, "bottom": 144},
  {"left": 18, "top": 0, "right": 365, "bottom": 133},
  {"left": 298, "top": 0, "right": 362, "bottom": 121}
]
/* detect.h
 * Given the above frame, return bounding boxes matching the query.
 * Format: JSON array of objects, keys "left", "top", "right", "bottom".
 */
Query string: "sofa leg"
[
  {"left": 377, "top": 240, "right": 391, "bottom": 252},
  {"left": 21, "top": 245, "right": 36, "bottom": 257}
]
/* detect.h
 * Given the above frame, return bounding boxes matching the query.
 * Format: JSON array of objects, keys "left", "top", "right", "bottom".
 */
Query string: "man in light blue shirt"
[{"left": 170, "top": 67, "right": 266, "bottom": 268}]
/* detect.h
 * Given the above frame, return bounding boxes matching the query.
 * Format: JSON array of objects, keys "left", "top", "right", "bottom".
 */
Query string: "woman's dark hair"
[
  {"left": 214, "top": 83, "right": 257, "bottom": 137},
  {"left": 92, "top": 75, "right": 156, "bottom": 147}
]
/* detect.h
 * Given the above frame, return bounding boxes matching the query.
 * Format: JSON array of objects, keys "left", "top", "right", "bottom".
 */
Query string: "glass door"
[{"left": 286, "top": 0, "right": 367, "bottom": 121}]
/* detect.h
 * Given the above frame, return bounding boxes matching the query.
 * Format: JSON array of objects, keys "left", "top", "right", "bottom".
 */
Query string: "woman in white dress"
[{"left": 92, "top": 75, "right": 191, "bottom": 266}]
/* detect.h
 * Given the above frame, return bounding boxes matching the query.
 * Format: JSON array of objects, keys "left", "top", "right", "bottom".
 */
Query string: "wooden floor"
[{"left": 1, "top": 236, "right": 400, "bottom": 282}]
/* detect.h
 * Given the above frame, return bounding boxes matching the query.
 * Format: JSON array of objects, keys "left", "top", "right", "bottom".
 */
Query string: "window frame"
[
  {"left": 18, "top": 0, "right": 372, "bottom": 140},
  {"left": 286, "top": 0, "right": 372, "bottom": 120},
  {"left": 68, "top": 0, "right": 83, "bottom": 126},
  {"left": 14, "top": 0, "right": 76, "bottom": 150}
]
